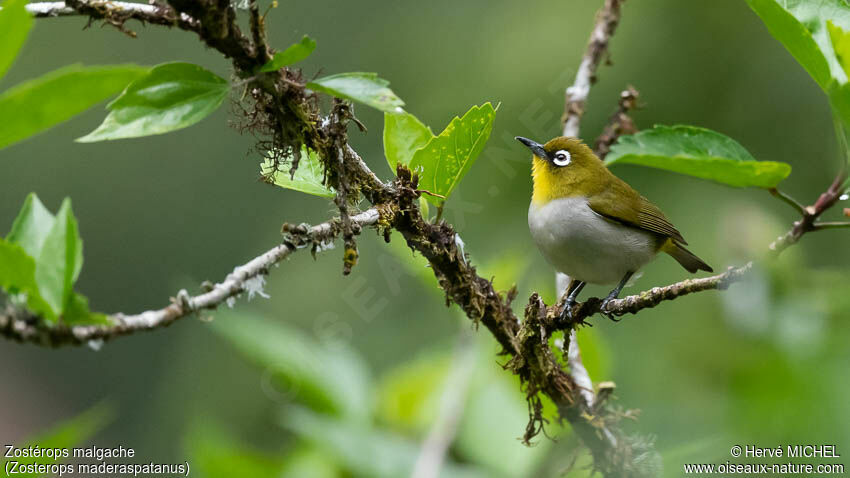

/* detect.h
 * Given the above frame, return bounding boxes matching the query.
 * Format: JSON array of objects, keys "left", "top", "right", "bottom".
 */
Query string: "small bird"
[{"left": 516, "top": 136, "right": 712, "bottom": 321}]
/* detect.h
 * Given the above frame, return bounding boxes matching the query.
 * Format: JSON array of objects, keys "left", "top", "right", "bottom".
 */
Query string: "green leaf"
[
  {"left": 4, "top": 194, "right": 101, "bottom": 323},
  {"left": 35, "top": 198, "right": 83, "bottom": 317},
  {"left": 279, "top": 407, "right": 491, "bottom": 478},
  {"left": 746, "top": 0, "right": 850, "bottom": 134},
  {"left": 0, "top": 64, "right": 147, "bottom": 150},
  {"left": 77, "top": 62, "right": 227, "bottom": 142},
  {"left": 307, "top": 72, "right": 404, "bottom": 113},
  {"left": 745, "top": 0, "right": 844, "bottom": 90},
  {"left": 408, "top": 103, "right": 497, "bottom": 204},
  {"left": 605, "top": 125, "right": 792, "bottom": 188},
  {"left": 7, "top": 192, "right": 56, "bottom": 258},
  {"left": 259, "top": 35, "right": 317, "bottom": 72},
  {"left": 212, "top": 312, "right": 372, "bottom": 422},
  {"left": 0, "top": 0, "right": 32, "bottom": 81},
  {"left": 383, "top": 111, "right": 433, "bottom": 171},
  {"left": 4, "top": 404, "right": 113, "bottom": 478},
  {"left": 0, "top": 239, "right": 55, "bottom": 321},
  {"left": 261, "top": 147, "right": 334, "bottom": 198},
  {"left": 186, "top": 420, "right": 286, "bottom": 478}
]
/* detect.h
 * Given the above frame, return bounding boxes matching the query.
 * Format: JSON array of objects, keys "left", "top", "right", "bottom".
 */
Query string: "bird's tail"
[{"left": 663, "top": 241, "right": 713, "bottom": 273}]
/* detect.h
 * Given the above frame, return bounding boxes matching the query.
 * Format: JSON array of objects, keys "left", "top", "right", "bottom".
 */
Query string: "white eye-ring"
[{"left": 552, "top": 149, "right": 571, "bottom": 166}]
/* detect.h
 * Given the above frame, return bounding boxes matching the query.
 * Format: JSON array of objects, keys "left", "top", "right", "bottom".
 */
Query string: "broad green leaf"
[
  {"left": 828, "top": 21, "right": 850, "bottom": 161},
  {"left": 7, "top": 192, "right": 55, "bottom": 258},
  {"left": 307, "top": 72, "right": 404, "bottom": 113},
  {"left": 0, "top": 64, "right": 147, "bottom": 151},
  {"left": 259, "top": 35, "right": 317, "bottom": 72},
  {"left": 745, "top": 0, "right": 843, "bottom": 90},
  {"left": 5, "top": 404, "right": 113, "bottom": 478},
  {"left": 4, "top": 194, "right": 101, "bottom": 323},
  {"left": 0, "top": 239, "right": 55, "bottom": 321},
  {"left": 212, "top": 312, "right": 372, "bottom": 422},
  {"left": 0, "top": 0, "right": 32, "bottom": 80},
  {"left": 605, "top": 125, "right": 792, "bottom": 188},
  {"left": 409, "top": 103, "right": 497, "bottom": 204},
  {"left": 77, "top": 62, "right": 227, "bottom": 142},
  {"left": 383, "top": 111, "right": 433, "bottom": 171},
  {"left": 746, "top": 0, "right": 850, "bottom": 132},
  {"left": 186, "top": 420, "right": 286, "bottom": 478},
  {"left": 280, "top": 407, "right": 492, "bottom": 478},
  {"left": 35, "top": 198, "right": 83, "bottom": 317},
  {"left": 261, "top": 147, "right": 334, "bottom": 198}
]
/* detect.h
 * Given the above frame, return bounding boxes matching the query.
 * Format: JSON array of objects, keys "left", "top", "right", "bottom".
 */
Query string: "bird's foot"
[
  {"left": 598, "top": 297, "right": 621, "bottom": 322},
  {"left": 558, "top": 298, "right": 576, "bottom": 324}
]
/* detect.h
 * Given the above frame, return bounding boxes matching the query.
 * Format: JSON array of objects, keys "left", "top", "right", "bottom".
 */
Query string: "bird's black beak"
[{"left": 515, "top": 136, "right": 547, "bottom": 160}]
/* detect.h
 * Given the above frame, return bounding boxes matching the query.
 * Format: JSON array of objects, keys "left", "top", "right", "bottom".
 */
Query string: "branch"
[
  {"left": 594, "top": 85, "right": 639, "bottom": 159},
  {"left": 556, "top": 264, "right": 752, "bottom": 326},
  {"left": 247, "top": 0, "right": 269, "bottom": 64},
  {"left": 562, "top": 0, "right": 626, "bottom": 137},
  {"left": 0, "top": 209, "right": 380, "bottom": 346},
  {"left": 25, "top": 1, "right": 200, "bottom": 35},
  {"left": 770, "top": 168, "right": 849, "bottom": 253},
  {"left": 813, "top": 221, "right": 850, "bottom": 229},
  {"left": 768, "top": 187, "right": 806, "bottom": 215}
]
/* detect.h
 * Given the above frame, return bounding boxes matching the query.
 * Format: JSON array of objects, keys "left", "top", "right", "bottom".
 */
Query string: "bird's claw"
[
  {"left": 599, "top": 298, "right": 621, "bottom": 322},
  {"left": 558, "top": 299, "right": 576, "bottom": 324}
]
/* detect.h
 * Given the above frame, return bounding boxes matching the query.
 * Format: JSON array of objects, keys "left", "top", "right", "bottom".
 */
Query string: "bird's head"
[{"left": 515, "top": 136, "right": 605, "bottom": 204}]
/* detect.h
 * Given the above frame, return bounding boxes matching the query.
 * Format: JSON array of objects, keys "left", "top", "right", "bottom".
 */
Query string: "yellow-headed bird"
[{"left": 517, "top": 136, "right": 712, "bottom": 321}]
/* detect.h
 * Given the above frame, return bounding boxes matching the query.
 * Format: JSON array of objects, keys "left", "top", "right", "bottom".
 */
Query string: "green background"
[{"left": 1, "top": 0, "right": 848, "bottom": 476}]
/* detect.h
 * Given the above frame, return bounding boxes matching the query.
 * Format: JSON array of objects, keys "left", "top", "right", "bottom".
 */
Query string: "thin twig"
[
  {"left": 25, "top": 1, "right": 200, "bottom": 32},
  {"left": 770, "top": 169, "right": 848, "bottom": 253},
  {"left": 247, "top": 0, "right": 269, "bottom": 63},
  {"left": 544, "top": 264, "right": 753, "bottom": 328},
  {"left": 0, "top": 209, "right": 380, "bottom": 346},
  {"left": 813, "top": 221, "right": 850, "bottom": 230},
  {"left": 594, "top": 85, "right": 640, "bottom": 159},
  {"left": 562, "top": 0, "right": 626, "bottom": 137},
  {"left": 769, "top": 188, "right": 806, "bottom": 215}
]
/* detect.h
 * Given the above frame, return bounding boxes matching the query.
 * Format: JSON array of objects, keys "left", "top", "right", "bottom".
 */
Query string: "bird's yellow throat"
[{"left": 531, "top": 156, "right": 595, "bottom": 206}]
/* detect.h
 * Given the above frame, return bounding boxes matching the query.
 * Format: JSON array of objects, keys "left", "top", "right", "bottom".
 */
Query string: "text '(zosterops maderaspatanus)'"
[{"left": 517, "top": 136, "right": 712, "bottom": 321}]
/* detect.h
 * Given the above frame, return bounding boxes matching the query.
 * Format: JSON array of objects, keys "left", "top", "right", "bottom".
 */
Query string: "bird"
[{"left": 516, "top": 135, "right": 712, "bottom": 321}]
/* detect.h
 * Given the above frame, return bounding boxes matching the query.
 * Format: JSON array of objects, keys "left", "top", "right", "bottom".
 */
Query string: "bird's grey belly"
[{"left": 528, "top": 197, "right": 657, "bottom": 284}]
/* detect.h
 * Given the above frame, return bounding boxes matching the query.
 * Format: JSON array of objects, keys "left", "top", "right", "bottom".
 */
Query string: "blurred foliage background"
[{"left": 1, "top": 0, "right": 849, "bottom": 476}]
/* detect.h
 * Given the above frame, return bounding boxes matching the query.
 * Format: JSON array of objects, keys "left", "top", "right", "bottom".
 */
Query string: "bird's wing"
[{"left": 587, "top": 181, "right": 688, "bottom": 245}]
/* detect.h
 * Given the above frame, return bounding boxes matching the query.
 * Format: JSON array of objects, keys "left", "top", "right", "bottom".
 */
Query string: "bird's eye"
[{"left": 552, "top": 150, "right": 571, "bottom": 167}]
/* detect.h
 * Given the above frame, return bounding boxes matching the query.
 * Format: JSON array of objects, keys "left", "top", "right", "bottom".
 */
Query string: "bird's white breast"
[{"left": 528, "top": 196, "right": 657, "bottom": 285}]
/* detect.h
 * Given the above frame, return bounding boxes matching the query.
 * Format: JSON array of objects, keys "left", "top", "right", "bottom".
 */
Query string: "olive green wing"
[{"left": 587, "top": 180, "right": 688, "bottom": 244}]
